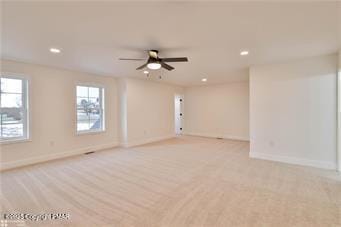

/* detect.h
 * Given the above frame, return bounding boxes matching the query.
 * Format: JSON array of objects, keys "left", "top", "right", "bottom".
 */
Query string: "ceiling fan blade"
[
  {"left": 161, "top": 62, "right": 175, "bottom": 71},
  {"left": 119, "top": 58, "right": 146, "bottom": 61},
  {"left": 161, "top": 57, "right": 188, "bottom": 62},
  {"left": 136, "top": 63, "right": 148, "bottom": 70}
]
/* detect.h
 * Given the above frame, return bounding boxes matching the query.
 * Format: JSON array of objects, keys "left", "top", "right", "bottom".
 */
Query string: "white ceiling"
[{"left": 1, "top": 1, "right": 340, "bottom": 86}]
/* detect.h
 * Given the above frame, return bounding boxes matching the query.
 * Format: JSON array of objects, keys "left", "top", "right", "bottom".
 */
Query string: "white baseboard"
[
  {"left": 1, "top": 135, "right": 175, "bottom": 171},
  {"left": 184, "top": 132, "right": 249, "bottom": 142},
  {"left": 250, "top": 151, "right": 336, "bottom": 170},
  {"left": 121, "top": 134, "right": 175, "bottom": 148},
  {"left": 1, "top": 142, "right": 119, "bottom": 171}
]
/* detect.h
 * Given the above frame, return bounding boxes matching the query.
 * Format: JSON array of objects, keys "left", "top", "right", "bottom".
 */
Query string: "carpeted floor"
[{"left": 1, "top": 136, "right": 341, "bottom": 226}]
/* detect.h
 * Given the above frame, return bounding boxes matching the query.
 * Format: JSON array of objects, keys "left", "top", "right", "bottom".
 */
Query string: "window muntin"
[
  {"left": 76, "top": 85, "right": 104, "bottom": 133},
  {"left": 0, "top": 76, "right": 29, "bottom": 141}
]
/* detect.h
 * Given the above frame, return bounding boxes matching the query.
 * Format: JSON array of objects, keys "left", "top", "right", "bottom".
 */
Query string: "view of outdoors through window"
[
  {"left": 0, "top": 77, "right": 26, "bottom": 140},
  {"left": 76, "top": 86, "right": 103, "bottom": 132}
]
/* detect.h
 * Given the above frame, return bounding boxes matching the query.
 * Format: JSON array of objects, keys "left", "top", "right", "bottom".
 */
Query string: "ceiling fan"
[{"left": 119, "top": 50, "right": 188, "bottom": 71}]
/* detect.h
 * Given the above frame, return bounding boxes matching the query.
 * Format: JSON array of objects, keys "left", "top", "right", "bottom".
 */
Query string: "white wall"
[
  {"left": 184, "top": 82, "right": 249, "bottom": 141},
  {"left": 0, "top": 60, "right": 119, "bottom": 170},
  {"left": 0, "top": 60, "right": 184, "bottom": 169},
  {"left": 118, "top": 78, "right": 128, "bottom": 145},
  {"left": 250, "top": 54, "right": 337, "bottom": 169},
  {"left": 338, "top": 2, "right": 340, "bottom": 65},
  {"left": 120, "top": 78, "right": 184, "bottom": 147},
  {"left": 337, "top": 51, "right": 341, "bottom": 172}
]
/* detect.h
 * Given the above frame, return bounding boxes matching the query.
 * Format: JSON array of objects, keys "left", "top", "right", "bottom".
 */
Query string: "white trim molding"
[
  {"left": 1, "top": 142, "right": 119, "bottom": 171},
  {"left": 120, "top": 134, "right": 175, "bottom": 148},
  {"left": 184, "top": 132, "right": 249, "bottom": 142},
  {"left": 1, "top": 134, "right": 176, "bottom": 171},
  {"left": 250, "top": 151, "right": 337, "bottom": 170}
]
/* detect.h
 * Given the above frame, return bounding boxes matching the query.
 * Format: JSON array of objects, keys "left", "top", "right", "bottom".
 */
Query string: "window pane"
[
  {"left": 77, "top": 109, "right": 89, "bottom": 121},
  {"left": 77, "top": 97, "right": 89, "bottom": 108},
  {"left": 88, "top": 97, "right": 98, "bottom": 105},
  {"left": 90, "top": 118, "right": 101, "bottom": 130},
  {"left": 1, "top": 78, "right": 22, "bottom": 93},
  {"left": 89, "top": 87, "right": 99, "bottom": 98},
  {"left": 0, "top": 77, "right": 28, "bottom": 141},
  {"left": 76, "top": 86, "right": 103, "bottom": 133},
  {"left": 1, "top": 108, "right": 23, "bottom": 124},
  {"left": 1, "top": 93, "right": 22, "bottom": 108},
  {"left": 2, "top": 123, "right": 23, "bottom": 138},
  {"left": 77, "top": 86, "right": 88, "bottom": 97},
  {"left": 77, "top": 120, "right": 90, "bottom": 131},
  {"left": 84, "top": 98, "right": 99, "bottom": 114},
  {"left": 89, "top": 108, "right": 100, "bottom": 118}
]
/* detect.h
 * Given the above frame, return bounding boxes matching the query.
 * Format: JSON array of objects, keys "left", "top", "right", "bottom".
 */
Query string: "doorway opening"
[{"left": 174, "top": 94, "right": 184, "bottom": 135}]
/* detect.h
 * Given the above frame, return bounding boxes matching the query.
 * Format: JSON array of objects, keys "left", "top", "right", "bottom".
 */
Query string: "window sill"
[
  {"left": 0, "top": 138, "right": 32, "bottom": 145},
  {"left": 76, "top": 130, "right": 106, "bottom": 136}
]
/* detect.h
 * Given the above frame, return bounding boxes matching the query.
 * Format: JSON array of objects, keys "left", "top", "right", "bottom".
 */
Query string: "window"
[
  {"left": 0, "top": 76, "right": 29, "bottom": 142},
  {"left": 76, "top": 85, "right": 105, "bottom": 133}
]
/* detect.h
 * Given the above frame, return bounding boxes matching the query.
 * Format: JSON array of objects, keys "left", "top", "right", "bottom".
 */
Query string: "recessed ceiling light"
[
  {"left": 143, "top": 70, "right": 149, "bottom": 74},
  {"left": 50, "top": 48, "right": 61, "bottom": 53},
  {"left": 201, "top": 78, "right": 207, "bottom": 82},
  {"left": 240, "top": 50, "right": 249, "bottom": 56}
]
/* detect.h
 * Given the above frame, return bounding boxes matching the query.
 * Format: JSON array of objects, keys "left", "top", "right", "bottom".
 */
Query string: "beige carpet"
[{"left": 1, "top": 136, "right": 341, "bottom": 227}]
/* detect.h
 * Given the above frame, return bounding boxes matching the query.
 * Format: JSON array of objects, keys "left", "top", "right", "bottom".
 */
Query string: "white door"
[{"left": 175, "top": 95, "right": 184, "bottom": 135}]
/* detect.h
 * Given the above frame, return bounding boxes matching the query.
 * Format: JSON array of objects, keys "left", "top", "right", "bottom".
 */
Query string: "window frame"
[
  {"left": 75, "top": 83, "right": 105, "bottom": 135},
  {"left": 0, "top": 73, "right": 30, "bottom": 143}
]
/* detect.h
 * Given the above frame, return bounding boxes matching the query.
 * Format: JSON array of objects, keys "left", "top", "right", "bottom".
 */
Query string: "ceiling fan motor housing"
[{"left": 147, "top": 58, "right": 160, "bottom": 63}]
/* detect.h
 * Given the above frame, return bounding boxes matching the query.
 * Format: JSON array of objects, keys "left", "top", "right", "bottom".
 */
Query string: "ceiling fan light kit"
[{"left": 147, "top": 62, "right": 161, "bottom": 70}]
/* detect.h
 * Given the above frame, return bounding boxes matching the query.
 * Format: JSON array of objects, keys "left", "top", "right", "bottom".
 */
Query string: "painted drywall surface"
[
  {"left": 0, "top": 60, "right": 119, "bottom": 168},
  {"left": 337, "top": 49, "right": 341, "bottom": 172},
  {"left": 339, "top": 3, "right": 341, "bottom": 47},
  {"left": 250, "top": 54, "right": 337, "bottom": 169},
  {"left": 184, "top": 82, "right": 249, "bottom": 141},
  {"left": 123, "top": 78, "right": 184, "bottom": 146},
  {"left": 118, "top": 78, "right": 128, "bottom": 145}
]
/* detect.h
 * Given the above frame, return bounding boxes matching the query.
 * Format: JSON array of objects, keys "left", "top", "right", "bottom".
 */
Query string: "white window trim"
[
  {"left": 75, "top": 83, "right": 105, "bottom": 135},
  {"left": 0, "top": 73, "right": 31, "bottom": 144}
]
